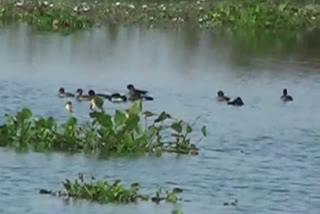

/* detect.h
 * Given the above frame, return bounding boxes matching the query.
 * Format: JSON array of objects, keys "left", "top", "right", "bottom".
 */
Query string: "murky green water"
[{"left": 0, "top": 24, "right": 320, "bottom": 214}]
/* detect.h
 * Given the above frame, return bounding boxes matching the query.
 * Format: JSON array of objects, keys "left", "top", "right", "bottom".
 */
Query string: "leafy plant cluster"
[
  {"left": 0, "top": 100, "right": 206, "bottom": 155},
  {"left": 40, "top": 173, "right": 183, "bottom": 204},
  {"left": 0, "top": 0, "right": 94, "bottom": 32},
  {"left": 1, "top": 0, "right": 320, "bottom": 32},
  {"left": 202, "top": 0, "right": 320, "bottom": 30}
]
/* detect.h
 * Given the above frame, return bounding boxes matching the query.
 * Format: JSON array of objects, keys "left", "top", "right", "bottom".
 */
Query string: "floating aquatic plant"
[
  {"left": 39, "top": 173, "right": 183, "bottom": 204},
  {"left": 172, "top": 209, "right": 184, "bottom": 214},
  {"left": 0, "top": 100, "right": 206, "bottom": 155}
]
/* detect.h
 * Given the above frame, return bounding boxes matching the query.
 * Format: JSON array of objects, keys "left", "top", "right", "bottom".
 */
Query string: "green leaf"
[
  {"left": 113, "top": 179, "right": 121, "bottom": 186},
  {"left": 90, "top": 112, "right": 113, "bottom": 128},
  {"left": 154, "top": 112, "right": 171, "bottom": 123},
  {"left": 122, "top": 134, "right": 134, "bottom": 148},
  {"left": 5, "top": 114, "right": 15, "bottom": 126},
  {"left": 171, "top": 122, "right": 182, "bottom": 133},
  {"left": 130, "top": 100, "right": 142, "bottom": 115},
  {"left": 201, "top": 126, "right": 207, "bottom": 137},
  {"left": 66, "top": 117, "right": 77, "bottom": 127},
  {"left": 114, "top": 110, "right": 127, "bottom": 126},
  {"left": 172, "top": 209, "right": 183, "bottom": 214},
  {"left": 278, "top": 3, "right": 287, "bottom": 12},
  {"left": 46, "top": 117, "right": 56, "bottom": 128},
  {"left": 186, "top": 123, "right": 192, "bottom": 134},
  {"left": 166, "top": 193, "right": 177, "bottom": 203},
  {"left": 17, "top": 108, "right": 32, "bottom": 122},
  {"left": 125, "top": 114, "right": 140, "bottom": 131}
]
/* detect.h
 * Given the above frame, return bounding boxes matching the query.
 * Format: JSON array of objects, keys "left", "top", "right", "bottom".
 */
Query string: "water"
[{"left": 0, "top": 24, "right": 320, "bottom": 214}]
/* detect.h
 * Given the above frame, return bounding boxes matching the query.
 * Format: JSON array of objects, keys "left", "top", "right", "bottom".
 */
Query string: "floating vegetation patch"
[
  {"left": 172, "top": 208, "right": 184, "bottom": 214},
  {"left": 0, "top": 100, "right": 206, "bottom": 155},
  {"left": 1, "top": 0, "right": 320, "bottom": 32},
  {"left": 39, "top": 173, "right": 183, "bottom": 204}
]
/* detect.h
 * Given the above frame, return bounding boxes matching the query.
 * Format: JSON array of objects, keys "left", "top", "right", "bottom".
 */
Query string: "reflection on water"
[{"left": 0, "top": 24, "right": 320, "bottom": 214}]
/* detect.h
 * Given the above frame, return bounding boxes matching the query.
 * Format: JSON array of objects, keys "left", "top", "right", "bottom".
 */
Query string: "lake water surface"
[{"left": 0, "top": 24, "right": 320, "bottom": 214}]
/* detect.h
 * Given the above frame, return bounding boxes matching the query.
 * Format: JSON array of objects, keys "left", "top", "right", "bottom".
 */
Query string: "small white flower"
[
  {"left": 42, "top": 1, "right": 48, "bottom": 6},
  {"left": 73, "top": 6, "right": 79, "bottom": 12},
  {"left": 198, "top": 6, "right": 204, "bottom": 11},
  {"left": 311, "top": 16, "right": 316, "bottom": 20},
  {"left": 198, "top": 18, "right": 203, "bottom": 23},
  {"left": 128, "top": 4, "right": 135, "bottom": 9},
  {"left": 83, "top": 5, "right": 90, "bottom": 12},
  {"left": 82, "top": 2, "right": 90, "bottom": 12},
  {"left": 49, "top": 3, "right": 54, "bottom": 7},
  {"left": 149, "top": 16, "right": 154, "bottom": 20},
  {"left": 159, "top": 4, "right": 166, "bottom": 11},
  {"left": 197, "top": 1, "right": 201, "bottom": 5},
  {"left": 172, "top": 17, "right": 177, "bottom": 22},
  {"left": 115, "top": 2, "right": 120, "bottom": 6},
  {"left": 142, "top": 4, "right": 147, "bottom": 9},
  {"left": 15, "top": 1, "right": 24, "bottom": 6}
]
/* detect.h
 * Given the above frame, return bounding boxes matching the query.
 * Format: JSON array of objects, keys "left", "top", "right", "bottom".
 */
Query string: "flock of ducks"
[
  {"left": 216, "top": 88, "right": 293, "bottom": 106},
  {"left": 59, "top": 84, "right": 294, "bottom": 113},
  {"left": 59, "top": 84, "right": 154, "bottom": 113}
]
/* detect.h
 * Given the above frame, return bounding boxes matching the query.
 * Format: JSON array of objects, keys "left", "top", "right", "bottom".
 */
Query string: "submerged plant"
[
  {"left": 39, "top": 173, "right": 183, "bottom": 204},
  {"left": 0, "top": 100, "right": 206, "bottom": 155}
]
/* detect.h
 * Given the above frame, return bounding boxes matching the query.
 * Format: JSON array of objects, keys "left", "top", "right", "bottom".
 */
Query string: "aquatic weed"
[
  {"left": 39, "top": 173, "right": 183, "bottom": 204},
  {"left": 0, "top": 100, "right": 206, "bottom": 155}
]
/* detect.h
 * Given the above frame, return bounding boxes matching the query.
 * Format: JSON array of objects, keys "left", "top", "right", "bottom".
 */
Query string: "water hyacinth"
[
  {"left": 0, "top": 100, "right": 206, "bottom": 155},
  {"left": 39, "top": 174, "right": 184, "bottom": 204}
]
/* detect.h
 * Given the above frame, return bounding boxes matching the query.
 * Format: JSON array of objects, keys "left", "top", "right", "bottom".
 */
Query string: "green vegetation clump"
[
  {"left": 1, "top": 0, "right": 320, "bottom": 32},
  {"left": 0, "top": 1, "right": 94, "bottom": 32},
  {"left": 40, "top": 173, "right": 183, "bottom": 204},
  {"left": 0, "top": 100, "right": 206, "bottom": 155},
  {"left": 202, "top": 0, "right": 320, "bottom": 31}
]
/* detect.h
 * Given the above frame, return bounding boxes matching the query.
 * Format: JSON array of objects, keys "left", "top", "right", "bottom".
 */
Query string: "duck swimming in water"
[
  {"left": 128, "top": 92, "right": 154, "bottom": 101},
  {"left": 88, "top": 90, "right": 110, "bottom": 99},
  {"left": 58, "top": 88, "right": 74, "bottom": 98},
  {"left": 217, "top": 90, "right": 230, "bottom": 102},
  {"left": 227, "top": 97, "right": 244, "bottom": 106},
  {"left": 89, "top": 90, "right": 127, "bottom": 103},
  {"left": 127, "top": 84, "right": 148, "bottom": 95},
  {"left": 108, "top": 93, "right": 127, "bottom": 103},
  {"left": 75, "top": 88, "right": 92, "bottom": 101},
  {"left": 65, "top": 101, "right": 73, "bottom": 113},
  {"left": 280, "top": 88, "right": 293, "bottom": 103},
  {"left": 127, "top": 84, "right": 154, "bottom": 101}
]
